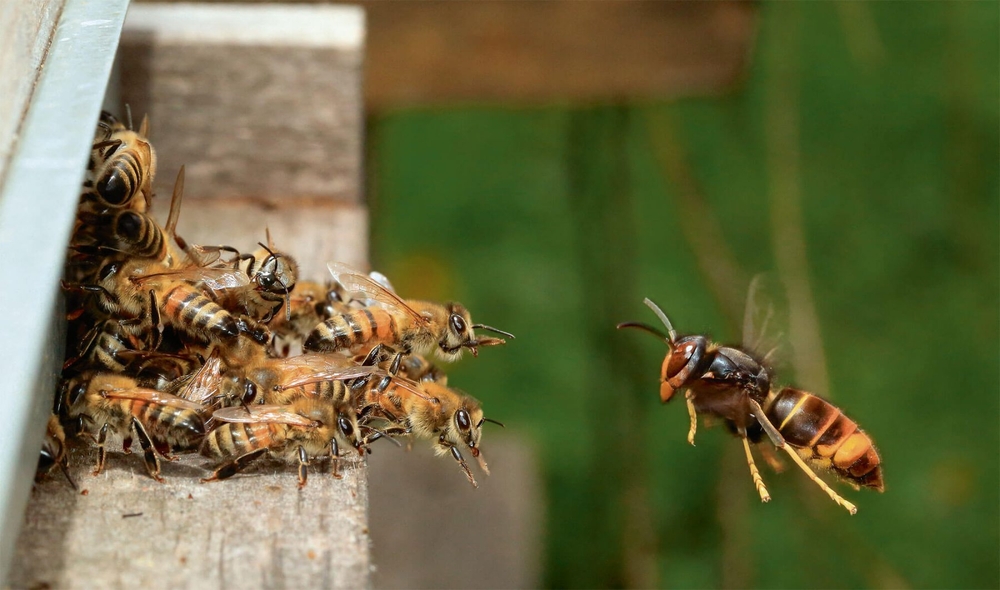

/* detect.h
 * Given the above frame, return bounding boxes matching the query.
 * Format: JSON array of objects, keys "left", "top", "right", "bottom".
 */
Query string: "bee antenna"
[
  {"left": 472, "top": 324, "right": 515, "bottom": 339},
  {"left": 125, "top": 103, "right": 133, "bottom": 130},
  {"left": 616, "top": 321, "right": 671, "bottom": 345},
  {"left": 364, "top": 426, "right": 402, "bottom": 447},
  {"left": 642, "top": 298, "right": 678, "bottom": 341},
  {"left": 483, "top": 417, "right": 505, "bottom": 428},
  {"left": 257, "top": 241, "right": 276, "bottom": 258}
]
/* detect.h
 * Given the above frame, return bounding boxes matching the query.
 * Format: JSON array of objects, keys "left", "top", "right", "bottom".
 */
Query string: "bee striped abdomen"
[
  {"left": 767, "top": 387, "right": 883, "bottom": 491},
  {"left": 113, "top": 211, "right": 164, "bottom": 258},
  {"left": 304, "top": 317, "right": 353, "bottom": 352},
  {"left": 163, "top": 286, "right": 238, "bottom": 340},
  {"left": 135, "top": 401, "right": 205, "bottom": 446},
  {"left": 204, "top": 423, "right": 274, "bottom": 458},
  {"left": 97, "top": 147, "right": 145, "bottom": 206}
]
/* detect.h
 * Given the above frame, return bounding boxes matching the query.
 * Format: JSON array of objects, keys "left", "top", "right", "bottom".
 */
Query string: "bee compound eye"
[
  {"left": 242, "top": 381, "right": 258, "bottom": 404},
  {"left": 338, "top": 416, "right": 354, "bottom": 437},
  {"left": 450, "top": 314, "right": 467, "bottom": 335},
  {"left": 456, "top": 409, "right": 471, "bottom": 432}
]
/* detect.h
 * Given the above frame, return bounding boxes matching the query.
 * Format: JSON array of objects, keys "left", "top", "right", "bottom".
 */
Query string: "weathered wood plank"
[
  {"left": 11, "top": 447, "right": 370, "bottom": 589},
  {"left": 118, "top": 4, "right": 364, "bottom": 203}
]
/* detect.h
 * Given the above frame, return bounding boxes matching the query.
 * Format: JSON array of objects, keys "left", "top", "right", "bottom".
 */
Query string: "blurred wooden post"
[{"left": 10, "top": 5, "right": 371, "bottom": 589}]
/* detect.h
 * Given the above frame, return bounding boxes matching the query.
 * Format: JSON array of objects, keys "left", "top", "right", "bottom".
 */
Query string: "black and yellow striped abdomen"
[
  {"left": 129, "top": 398, "right": 205, "bottom": 448},
  {"left": 766, "top": 387, "right": 883, "bottom": 491},
  {"left": 303, "top": 308, "right": 402, "bottom": 353},
  {"left": 95, "top": 141, "right": 151, "bottom": 208},
  {"left": 161, "top": 285, "right": 238, "bottom": 341},
  {"left": 111, "top": 211, "right": 165, "bottom": 259},
  {"left": 203, "top": 422, "right": 278, "bottom": 459}
]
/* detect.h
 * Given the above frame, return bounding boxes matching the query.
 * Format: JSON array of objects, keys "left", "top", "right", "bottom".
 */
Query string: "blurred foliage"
[{"left": 368, "top": 2, "right": 998, "bottom": 588}]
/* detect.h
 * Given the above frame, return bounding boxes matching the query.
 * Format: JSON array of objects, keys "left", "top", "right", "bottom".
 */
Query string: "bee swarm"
[{"left": 49, "top": 111, "right": 510, "bottom": 493}]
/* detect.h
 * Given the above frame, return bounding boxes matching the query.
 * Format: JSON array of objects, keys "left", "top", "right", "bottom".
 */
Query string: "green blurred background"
[{"left": 366, "top": 3, "right": 998, "bottom": 588}]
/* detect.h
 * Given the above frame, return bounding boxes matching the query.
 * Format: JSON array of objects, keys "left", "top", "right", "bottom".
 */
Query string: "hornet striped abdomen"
[{"left": 765, "top": 387, "right": 883, "bottom": 491}]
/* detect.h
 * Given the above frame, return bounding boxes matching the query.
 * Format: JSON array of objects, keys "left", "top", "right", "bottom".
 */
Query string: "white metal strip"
[{"left": 0, "top": 0, "right": 129, "bottom": 580}]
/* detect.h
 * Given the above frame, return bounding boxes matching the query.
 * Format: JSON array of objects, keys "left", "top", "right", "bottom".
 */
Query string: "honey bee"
[
  {"left": 303, "top": 263, "right": 513, "bottom": 361},
  {"left": 618, "top": 291, "right": 883, "bottom": 514},
  {"left": 63, "top": 372, "right": 207, "bottom": 481},
  {"left": 82, "top": 257, "right": 241, "bottom": 344},
  {"left": 194, "top": 243, "right": 298, "bottom": 324},
  {"left": 83, "top": 110, "right": 156, "bottom": 213},
  {"left": 200, "top": 396, "right": 362, "bottom": 487},
  {"left": 285, "top": 363, "right": 498, "bottom": 487}
]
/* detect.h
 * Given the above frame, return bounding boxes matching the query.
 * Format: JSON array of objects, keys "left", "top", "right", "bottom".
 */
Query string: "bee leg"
[
  {"left": 297, "top": 445, "right": 310, "bottom": 489},
  {"left": 739, "top": 434, "right": 771, "bottom": 503},
  {"left": 201, "top": 448, "right": 268, "bottom": 483},
  {"left": 146, "top": 289, "right": 162, "bottom": 351},
  {"left": 329, "top": 438, "right": 342, "bottom": 480},
  {"left": 93, "top": 423, "right": 109, "bottom": 476},
  {"left": 58, "top": 454, "right": 78, "bottom": 491},
  {"left": 685, "top": 392, "right": 698, "bottom": 446},
  {"left": 62, "top": 322, "right": 104, "bottom": 371},
  {"left": 155, "top": 441, "right": 179, "bottom": 462},
  {"left": 447, "top": 441, "right": 478, "bottom": 488},
  {"left": 748, "top": 399, "right": 857, "bottom": 515},
  {"left": 360, "top": 344, "right": 385, "bottom": 366},
  {"left": 131, "top": 417, "right": 164, "bottom": 483},
  {"left": 387, "top": 352, "right": 404, "bottom": 376}
]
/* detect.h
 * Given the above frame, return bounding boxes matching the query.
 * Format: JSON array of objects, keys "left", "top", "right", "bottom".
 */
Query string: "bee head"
[
  {"left": 252, "top": 246, "right": 298, "bottom": 298},
  {"left": 334, "top": 403, "right": 363, "bottom": 455},
  {"left": 436, "top": 303, "right": 512, "bottom": 362}
]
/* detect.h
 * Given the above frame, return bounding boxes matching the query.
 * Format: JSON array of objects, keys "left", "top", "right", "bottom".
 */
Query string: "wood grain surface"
[{"left": 11, "top": 446, "right": 371, "bottom": 589}]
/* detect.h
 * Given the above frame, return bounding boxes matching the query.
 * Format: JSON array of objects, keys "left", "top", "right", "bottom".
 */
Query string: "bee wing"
[
  {"left": 175, "top": 355, "right": 222, "bottom": 405},
  {"left": 101, "top": 387, "right": 206, "bottom": 412},
  {"left": 384, "top": 375, "right": 442, "bottom": 404},
  {"left": 327, "top": 262, "right": 426, "bottom": 324},
  {"left": 367, "top": 270, "right": 396, "bottom": 293},
  {"left": 136, "top": 266, "right": 249, "bottom": 292},
  {"left": 212, "top": 405, "right": 317, "bottom": 427},
  {"left": 742, "top": 273, "right": 792, "bottom": 374},
  {"left": 277, "top": 360, "right": 379, "bottom": 390}
]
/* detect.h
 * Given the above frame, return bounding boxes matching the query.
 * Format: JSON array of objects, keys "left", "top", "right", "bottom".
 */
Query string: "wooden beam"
[{"left": 361, "top": 0, "right": 757, "bottom": 109}]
